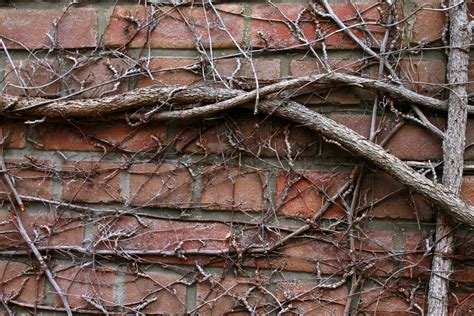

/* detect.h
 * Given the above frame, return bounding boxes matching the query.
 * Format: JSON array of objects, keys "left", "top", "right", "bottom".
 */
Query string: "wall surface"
[{"left": 0, "top": 0, "right": 473, "bottom": 314}]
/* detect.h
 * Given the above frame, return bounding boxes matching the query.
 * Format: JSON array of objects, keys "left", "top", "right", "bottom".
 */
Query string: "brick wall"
[{"left": 0, "top": 0, "right": 473, "bottom": 314}]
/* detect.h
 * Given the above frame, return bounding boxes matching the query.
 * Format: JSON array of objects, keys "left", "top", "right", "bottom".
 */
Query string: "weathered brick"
[
  {"left": 250, "top": 3, "right": 383, "bottom": 49},
  {"left": 449, "top": 294, "right": 474, "bottom": 315},
  {"left": 30, "top": 122, "right": 166, "bottom": 153},
  {"left": 177, "top": 115, "right": 318, "bottom": 157},
  {"left": 0, "top": 122, "right": 25, "bottom": 149},
  {"left": 0, "top": 260, "right": 44, "bottom": 304},
  {"left": 359, "top": 285, "right": 425, "bottom": 315},
  {"left": 200, "top": 166, "right": 266, "bottom": 212},
  {"left": 0, "top": 208, "right": 83, "bottom": 249},
  {"left": 410, "top": 2, "right": 446, "bottom": 44},
  {"left": 64, "top": 58, "right": 129, "bottom": 98},
  {"left": 95, "top": 215, "right": 230, "bottom": 253},
  {"left": 461, "top": 176, "right": 474, "bottom": 205},
  {"left": 123, "top": 270, "right": 186, "bottom": 314},
  {"left": 404, "top": 232, "right": 432, "bottom": 279},
  {"left": 373, "top": 117, "right": 444, "bottom": 161},
  {"left": 0, "top": 159, "right": 53, "bottom": 200},
  {"left": 4, "top": 59, "right": 60, "bottom": 97},
  {"left": 276, "top": 170, "right": 349, "bottom": 219},
  {"left": 244, "top": 235, "right": 350, "bottom": 274},
  {"left": 275, "top": 282, "right": 347, "bottom": 315},
  {"left": 359, "top": 173, "right": 434, "bottom": 220},
  {"left": 196, "top": 274, "right": 266, "bottom": 314},
  {"left": 105, "top": 5, "right": 243, "bottom": 48},
  {"left": 214, "top": 58, "right": 281, "bottom": 86},
  {"left": 52, "top": 265, "right": 116, "bottom": 310},
  {"left": 62, "top": 161, "right": 122, "bottom": 203},
  {"left": 0, "top": 8, "right": 97, "bottom": 49},
  {"left": 129, "top": 163, "right": 193, "bottom": 208},
  {"left": 328, "top": 114, "right": 444, "bottom": 161},
  {"left": 137, "top": 58, "right": 202, "bottom": 87},
  {"left": 399, "top": 58, "right": 446, "bottom": 97},
  {"left": 175, "top": 115, "right": 273, "bottom": 155},
  {"left": 290, "top": 57, "right": 363, "bottom": 77},
  {"left": 354, "top": 230, "right": 395, "bottom": 276}
]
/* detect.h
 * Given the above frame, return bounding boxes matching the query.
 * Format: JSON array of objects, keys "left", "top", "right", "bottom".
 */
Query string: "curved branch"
[
  {"left": 256, "top": 100, "right": 474, "bottom": 225},
  {"left": 0, "top": 72, "right": 459, "bottom": 118}
]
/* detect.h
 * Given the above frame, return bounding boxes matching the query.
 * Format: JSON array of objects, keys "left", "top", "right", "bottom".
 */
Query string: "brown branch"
[
  {"left": 428, "top": 0, "right": 471, "bottom": 314},
  {"left": 253, "top": 100, "right": 474, "bottom": 225},
  {"left": 0, "top": 72, "right": 457, "bottom": 118}
]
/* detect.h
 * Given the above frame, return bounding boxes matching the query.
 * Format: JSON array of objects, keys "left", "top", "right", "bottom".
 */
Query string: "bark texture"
[
  {"left": 0, "top": 72, "right": 455, "bottom": 118},
  {"left": 256, "top": 100, "right": 474, "bottom": 225},
  {"left": 427, "top": 0, "right": 471, "bottom": 314}
]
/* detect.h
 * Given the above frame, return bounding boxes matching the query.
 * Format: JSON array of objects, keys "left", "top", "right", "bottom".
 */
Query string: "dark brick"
[{"left": 359, "top": 173, "right": 434, "bottom": 221}]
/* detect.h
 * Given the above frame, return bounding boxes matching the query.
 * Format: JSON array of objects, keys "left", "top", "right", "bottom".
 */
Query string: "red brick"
[
  {"left": 123, "top": 270, "right": 186, "bottom": 314},
  {"left": 196, "top": 274, "right": 266, "bottom": 314},
  {"left": 354, "top": 230, "right": 395, "bottom": 276},
  {"left": 200, "top": 166, "right": 266, "bottom": 212},
  {"left": 462, "top": 120, "right": 474, "bottom": 159},
  {"left": 244, "top": 235, "right": 350, "bottom": 274},
  {"left": 321, "top": 114, "right": 443, "bottom": 160},
  {"left": 379, "top": 119, "right": 444, "bottom": 160},
  {"left": 95, "top": 215, "right": 230, "bottom": 253},
  {"left": 275, "top": 282, "right": 347, "bottom": 315},
  {"left": 61, "top": 161, "right": 122, "bottom": 203},
  {"left": 399, "top": 58, "right": 446, "bottom": 97},
  {"left": 449, "top": 294, "right": 474, "bottom": 315},
  {"left": 0, "top": 208, "right": 83, "bottom": 249},
  {"left": 52, "top": 265, "right": 115, "bottom": 310},
  {"left": 137, "top": 58, "right": 202, "bottom": 87},
  {"left": 290, "top": 57, "right": 363, "bottom": 77},
  {"left": 250, "top": 3, "right": 383, "bottom": 49},
  {"left": 129, "top": 163, "right": 193, "bottom": 208},
  {"left": 0, "top": 260, "right": 44, "bottom": 304},
  {"left": 410, "top": 2, "right": 446, "bottom": 44},
  {"left": 177, "top": 115, "right": 318, "bottom": 158},
  {"left": 30, "top": 122, "right": 166, "bottom": 153},
  {"left": 64, "top": 58, "right": 129, "bottom": 98},
  {"left": 360, "top": 173, "right": 434, "bottom": 221},
  {"left": 461, "top": 176, "right": 474, "bottom": 205},
  {"left": 0, "top": 122, "right": 25, "bottom": 149},
  {"left": 290, "top": 58, "right": 368, "bottom": 106},
  {"left": 276, "top": 170, "right": 349, "bottom": 219},
  {"left": 359, "top": 285, "right": 425, "bottom": 315},
  {"left": 4, "top": 59, "right": 60, "bottom": 97},
  {"left": 105, "top": 5, "right": 243, "bottom": 49},
  {"left": 214, "top": 58, "right": 280, "bottom": 86},
  {"left": 175, "top": 115, "right": 273, "bottom": 155},
  {"left": 404, "top": 232, "right": 432, "bottom": 279},
  {"left": 0, "top": 8, "right": 97, "bottom": 49},
  {"left": 453, "top": 263, "right": 474, "bottom": 283},
  {"left": 0, "top": 159, "right": 53, "bottom": 200}
]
